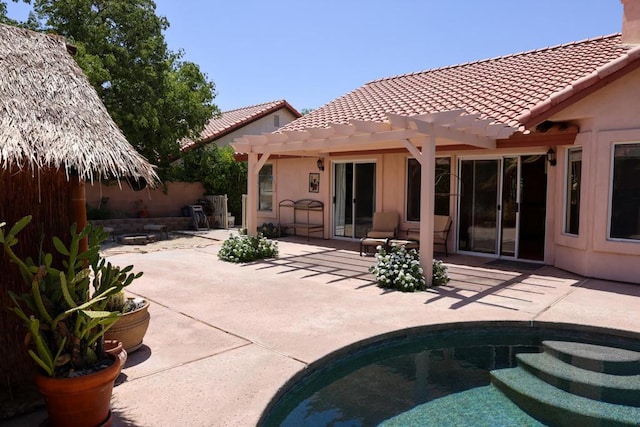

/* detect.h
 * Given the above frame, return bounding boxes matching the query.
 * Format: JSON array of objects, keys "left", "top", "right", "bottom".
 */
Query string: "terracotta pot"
[
  {"left": 105, "top": 300, "right": 150, "bottom": 353},
  {"left": 35, "top": 352, "right": 125, "bottom": 427},
  {"left": 104, "top": 339, "right": 128, "bottom": 373}
]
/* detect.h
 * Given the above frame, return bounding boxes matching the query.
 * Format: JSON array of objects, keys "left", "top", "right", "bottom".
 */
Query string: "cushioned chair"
[
  {"left": 433, "top": 215, "right": 452, "bottom": 256},
  {"left": 359, "top": 212, "right": 399, "bottom": 256},
  {"left": 400, "top": 215, "right": 453, "bottom": 256}
]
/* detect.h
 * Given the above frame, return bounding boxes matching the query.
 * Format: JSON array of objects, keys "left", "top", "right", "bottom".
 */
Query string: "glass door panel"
[
  {"left": 354, "top": 163, "right": 376, "bottom": 238},
  {"left": 518, "top": 155, "right": 547, "bottom": 261},
  {"left": 333, "top": 162, "right": 375, "bottom": 239},
  {"left": 458, "top": 159, "right": 499, "bottom": 254},
  {"left": 500, "top": 157, "right": 518, "bottom": 257}
]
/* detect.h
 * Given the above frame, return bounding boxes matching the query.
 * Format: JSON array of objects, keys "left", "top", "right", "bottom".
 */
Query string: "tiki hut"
[{"left": 0, "top": 23, "right": 158, "bottom": 417}]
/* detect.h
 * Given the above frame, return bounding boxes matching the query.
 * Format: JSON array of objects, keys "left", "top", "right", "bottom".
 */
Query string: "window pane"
[
  {"left": 258, "top": 164, "right": 273, "bottom": 211},
  {"left": 610, "top": 143, "right": 640, "bottom": 240},
  {"left": 406, "top": 159, "right": 421, "bottom": 221},
  {"left": 406, "top": 157, "right": 451, "bottom": 222},
  {"left": 435, "top": 158, "right": 451, "bottom": 216},
  {"left": 565, "top": 149, "right": 581, "bottom": 235}
]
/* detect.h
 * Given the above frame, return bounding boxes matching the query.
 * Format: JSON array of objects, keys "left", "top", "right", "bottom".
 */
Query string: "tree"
[
  {"left": 170, "top": 146, "right": 247, "bottom": 219},
  {"left": 0, "top": 0, "right": 21, "bottom": 25},
  {"left": 26, "top": 0, "right": 218, "bottom": 175}
]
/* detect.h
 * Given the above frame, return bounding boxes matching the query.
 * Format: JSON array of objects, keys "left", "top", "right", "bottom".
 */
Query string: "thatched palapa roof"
[{"left": 0, "top": 23, "right": 158, "bottom": 185}]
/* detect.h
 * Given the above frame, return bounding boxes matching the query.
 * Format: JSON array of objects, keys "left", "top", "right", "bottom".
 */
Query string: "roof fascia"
[{"left": 521, "top": 51, "right": 640, "bottom": 129}]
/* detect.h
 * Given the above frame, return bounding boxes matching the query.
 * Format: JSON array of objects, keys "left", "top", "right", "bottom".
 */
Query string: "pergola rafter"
[{"left": 231, "top": 110, "right": 520, "bottom": 285}]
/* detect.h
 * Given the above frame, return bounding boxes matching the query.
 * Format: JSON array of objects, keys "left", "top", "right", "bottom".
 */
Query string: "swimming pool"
[{"left": 260, "top": 321, "right": 640, "bottom": 426}]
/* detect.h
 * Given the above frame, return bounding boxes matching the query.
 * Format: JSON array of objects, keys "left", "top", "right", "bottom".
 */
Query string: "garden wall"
[{"left": 85, "top": 181, "right": 206, "bottom": 219}]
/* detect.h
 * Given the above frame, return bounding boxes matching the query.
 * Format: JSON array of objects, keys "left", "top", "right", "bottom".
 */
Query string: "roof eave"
[
  {"left": 518, "top": 45, "right": 640, "bottom": 129},
  {"left": 183, "top": 100, "right": 303, "bottom": 153}
]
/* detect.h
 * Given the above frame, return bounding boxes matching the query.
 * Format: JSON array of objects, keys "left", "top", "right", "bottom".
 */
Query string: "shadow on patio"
[{"left": 242, "top": 238, "right": 587, "bottom": 313}]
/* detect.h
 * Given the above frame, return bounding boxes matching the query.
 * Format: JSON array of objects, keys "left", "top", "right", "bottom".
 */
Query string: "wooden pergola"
[{"left": 231, "top": 110, "right": 520, "bottom": 285}]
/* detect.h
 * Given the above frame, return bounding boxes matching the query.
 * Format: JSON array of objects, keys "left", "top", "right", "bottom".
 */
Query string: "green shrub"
[
  {"left": 257, "top": 222, "right": 279, "bottom": 238},
  {"left": 369, "top": 246, "right": 450, "bottom": 292},
  {"left": 218, "top": 234, "right": 278, "bottom": 263}
]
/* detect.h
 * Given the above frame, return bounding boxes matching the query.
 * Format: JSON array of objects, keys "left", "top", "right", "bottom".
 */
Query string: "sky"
[{"left": 6, "top": 1, "right": 625, "bottom": 113}]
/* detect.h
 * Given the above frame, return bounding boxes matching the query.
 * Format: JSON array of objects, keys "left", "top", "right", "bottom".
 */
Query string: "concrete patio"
[{"left": 5, "top": 230, "right": 640, "bottom": 426}]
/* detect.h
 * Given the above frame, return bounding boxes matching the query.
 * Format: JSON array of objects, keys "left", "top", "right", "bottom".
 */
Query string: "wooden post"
[
  {"left": 247, "top": 153, "right": 258, "bottom": 237},
  {"left": 419, "top": 134, "right": 436, "bottom": 286}
]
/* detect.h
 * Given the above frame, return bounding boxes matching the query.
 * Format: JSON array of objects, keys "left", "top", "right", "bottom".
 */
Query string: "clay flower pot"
[
  {"left": 34, "top": 351, "right": 125, "bottom": 427},
  {"left": 105, "top": 299, "right": 150, "bottom": 353}
]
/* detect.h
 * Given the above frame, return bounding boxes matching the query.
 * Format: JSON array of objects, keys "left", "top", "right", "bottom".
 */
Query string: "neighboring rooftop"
[
  {"left": 281, "top": 34, "right": 640, "bottom": 133},
  {"left": 181, "top": 100, "right": 301, "bottom": 150}
]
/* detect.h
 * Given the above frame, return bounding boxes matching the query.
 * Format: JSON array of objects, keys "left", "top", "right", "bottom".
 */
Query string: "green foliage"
[
  {"left": 257, "top": 223, "right": 279, "bottom": 239},
  {"left": 218, "top": 234, "right": 278, "bottom": 263},
  {"left": 86, "top": 197, "right": 112, "bottom": 220},
  {"left": 25, "top": 0, "right": 218, "bottom": 172},
  {"left": 0, "top": 216, "right": 142, "bottom": 377},
  {"left": 169, "top": 145, "right": 247, "bottom": 218},
  {"left": 369, "top": 246, "right": 449, "bottom": 292}
]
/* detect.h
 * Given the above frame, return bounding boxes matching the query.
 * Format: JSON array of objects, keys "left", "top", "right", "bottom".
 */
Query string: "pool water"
[{"left": 261, "top": 322, "right": 640, "bottom": 427}]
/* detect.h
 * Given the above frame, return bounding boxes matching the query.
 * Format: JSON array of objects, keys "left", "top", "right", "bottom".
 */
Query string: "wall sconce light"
[
  {"left": 317, "top": 158, "right": 325, "bottom": 171},
  {"left": 546, "top": 147, "right": 557, "bottom": 167}
]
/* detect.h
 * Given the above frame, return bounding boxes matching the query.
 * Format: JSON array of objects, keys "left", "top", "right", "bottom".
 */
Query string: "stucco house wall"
[{"left": 547, "top": 67, "right": 640, "bottom": 281}]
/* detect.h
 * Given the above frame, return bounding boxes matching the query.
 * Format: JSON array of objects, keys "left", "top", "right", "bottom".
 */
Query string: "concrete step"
[
  {"left": 491, "top": 367, "right": 640, "bottom": 426},
  {"left": 543, "top": 340, "right": 640, "bottom": 375},
  {"left": 517, "top": 352, "right": 640, "bottom": 407}
]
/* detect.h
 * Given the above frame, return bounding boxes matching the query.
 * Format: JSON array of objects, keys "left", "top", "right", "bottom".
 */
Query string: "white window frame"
[
  {"left": 564, "top": 147, "right": 582, "bottom": 236},
  {"left": 404, "top": 156, "right": 452, "bottom": 223},
  {"left": 258, "top": 163, "right": 275, "bottom": 213},
  {"left": 608, "top": 142, "right": 640, "bottom": 242}
]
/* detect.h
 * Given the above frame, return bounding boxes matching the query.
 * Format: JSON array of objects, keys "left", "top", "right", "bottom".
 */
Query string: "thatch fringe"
[{"left": 0, "top": 23, "right": 158, "bottom": 187}]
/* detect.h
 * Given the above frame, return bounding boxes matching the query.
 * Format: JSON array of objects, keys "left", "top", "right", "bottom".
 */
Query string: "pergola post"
[
  {"left": 419, "top": 134, "right": 436, "bottom": 286},
  {"left": 247, "top": 153, "right": 259, "bottom": 236}
]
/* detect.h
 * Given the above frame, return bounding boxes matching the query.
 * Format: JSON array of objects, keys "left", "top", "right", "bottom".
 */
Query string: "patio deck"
[{"left": 6, "top": 231, "right": 640, "bottom": 426}]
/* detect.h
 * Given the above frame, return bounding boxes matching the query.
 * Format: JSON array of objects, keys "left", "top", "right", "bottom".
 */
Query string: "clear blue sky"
[{"left": 7, "top": 1, "right": 624, "bottom": 112}]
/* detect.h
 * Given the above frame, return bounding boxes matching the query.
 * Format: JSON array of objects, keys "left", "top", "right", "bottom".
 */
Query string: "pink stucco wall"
[
  {"left": 85, "top": 181, "right": 206, "bottom": 218},
  {"left": 549, "top": 67, "right": 640, "bottom": 282}
]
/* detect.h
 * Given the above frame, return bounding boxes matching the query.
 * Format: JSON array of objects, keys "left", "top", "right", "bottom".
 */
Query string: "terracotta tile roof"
[
  {"left": 181, "top": 100, "right": 300, "bottom": 150},
  {"left": 281, "top": 34, "right": 639, "bottom": 133}
]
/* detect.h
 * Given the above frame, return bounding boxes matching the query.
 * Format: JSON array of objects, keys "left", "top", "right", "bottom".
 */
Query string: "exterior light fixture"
[
  {"left": 546, "top": 148, "right": 557, "bottom": 167},
  {"left": 317, "top": 158, "right": 325, "bottom": 171}
]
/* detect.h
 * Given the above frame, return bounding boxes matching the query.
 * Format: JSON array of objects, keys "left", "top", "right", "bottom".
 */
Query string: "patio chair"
[
  {"left": 359, "top": 212, "right": 399, "bottom": 256},
  {"left": 402, "top": 215, "right": 452, "bottom": 256},
  {"left": 433, "top": 215, "right": 452, "bottom": 256}
]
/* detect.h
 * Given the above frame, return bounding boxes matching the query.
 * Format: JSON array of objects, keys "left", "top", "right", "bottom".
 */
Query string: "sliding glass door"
[
  {"left": 333, "top": 162, "right": 376, "bottom": 239},
  {"left": 458, "top": 155, "right": 547, "bottom": 260}
]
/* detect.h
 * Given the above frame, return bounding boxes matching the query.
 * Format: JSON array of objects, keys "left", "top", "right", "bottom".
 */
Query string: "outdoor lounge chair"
[
  {"left": 359, "top": 212, "right": 398, "bottom": 256},
  {"left": 399, "top": 215, "right": 452, "bottom": 256}
]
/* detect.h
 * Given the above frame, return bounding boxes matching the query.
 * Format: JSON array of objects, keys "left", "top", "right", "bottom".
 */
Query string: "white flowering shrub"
[
  {"left": 369, "top": 246, "right": 449, "bottom": 292},
  {"left": 218, "top": 234, "right": 278, "bottom": 263}
]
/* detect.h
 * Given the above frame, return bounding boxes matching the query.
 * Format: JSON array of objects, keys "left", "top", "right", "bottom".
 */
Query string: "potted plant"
[
  {"left": 104, "top": 290, "right": 151, "bottom": 353},
  {"left": 0, "top": 216, "right": 142, "bottom": 427}
]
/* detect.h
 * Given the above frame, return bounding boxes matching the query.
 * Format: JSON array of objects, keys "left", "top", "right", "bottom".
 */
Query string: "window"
[
  {"left": 258, "top": 164, "right": 273, "bottom": 211},
  {"left": 610, "top": 143, "right": 640, "bottom": 240},
  {"left": 273, "top": 115, "right": 280, "bottom": 127},
  {"left": 565, "top": 148, "right": 582, "bottom": 235},
  {"left": 406, "top": 157, "right": 451, "bottom": 221}
]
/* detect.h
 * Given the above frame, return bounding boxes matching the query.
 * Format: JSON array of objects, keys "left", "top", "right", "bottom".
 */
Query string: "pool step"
[
  {"left": 543, "top": 340, "right": 640, "bottom": 376},
  {"left": 492, "top": 368, "right": 640, "bottom": 426},
  {"left": 516, "top": 352, "right": 640, "bottom": 407},
  {"left": 491, "top": 341, "right": 640, "bottom": 426}
]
